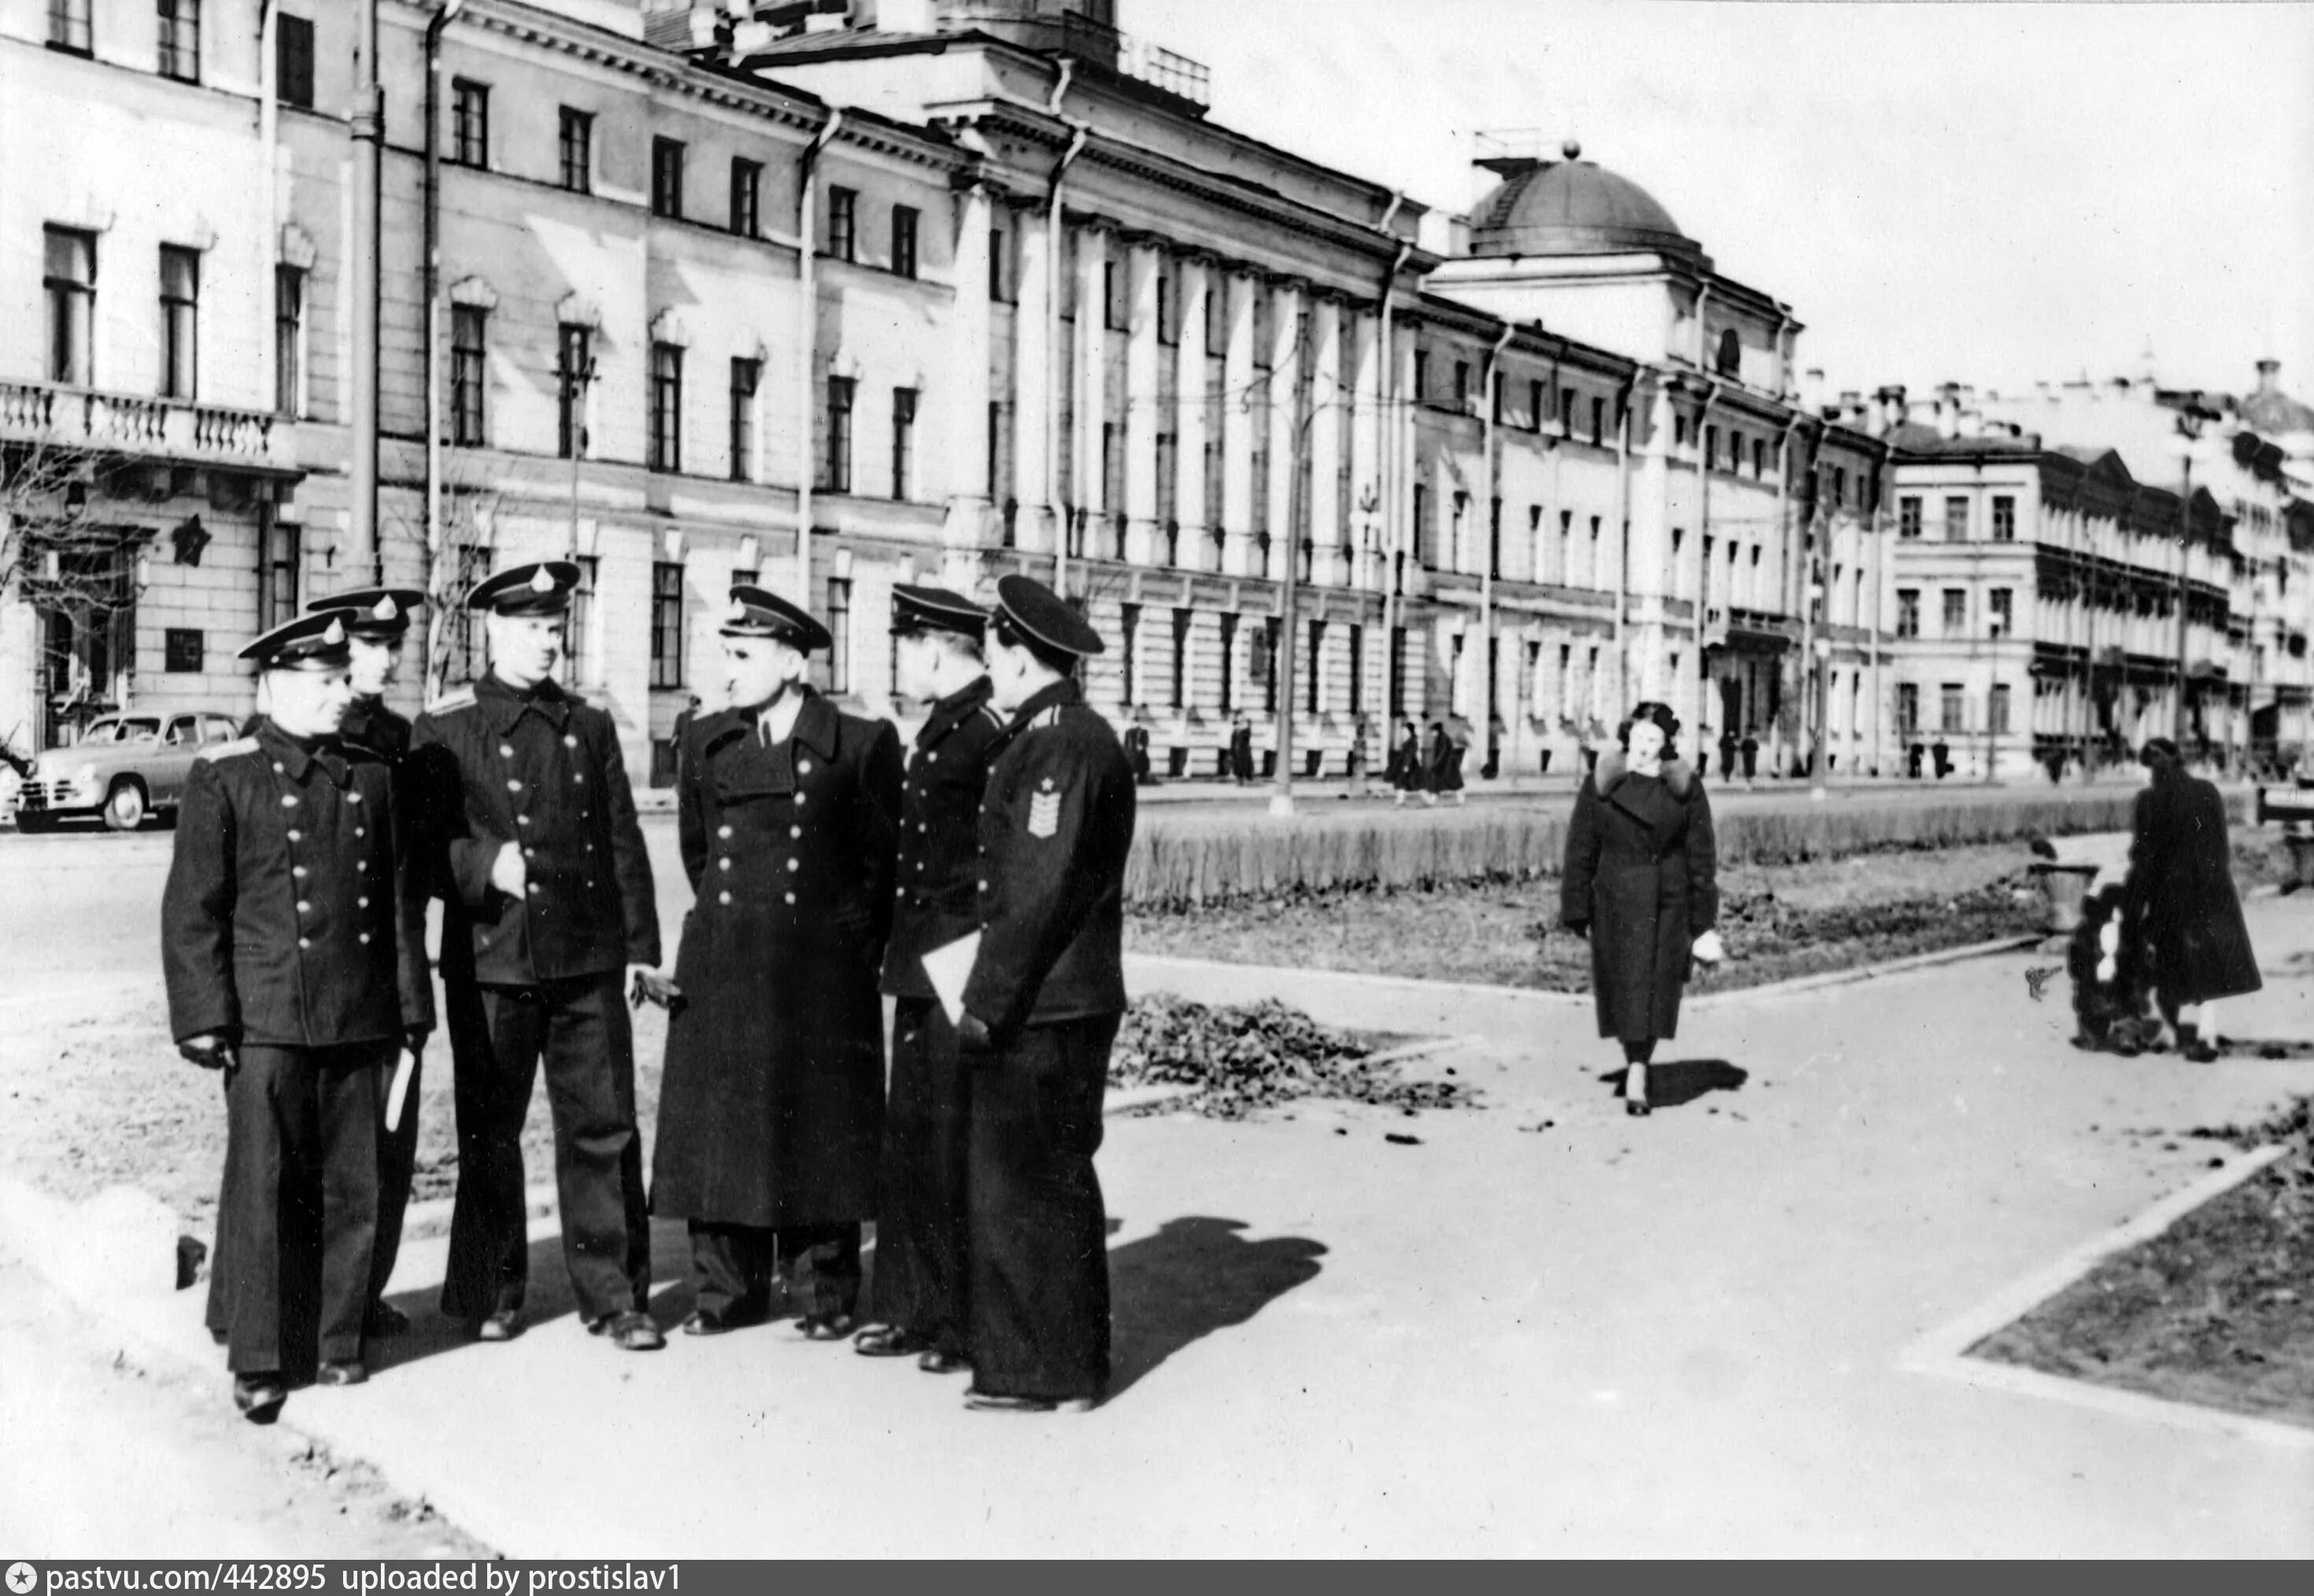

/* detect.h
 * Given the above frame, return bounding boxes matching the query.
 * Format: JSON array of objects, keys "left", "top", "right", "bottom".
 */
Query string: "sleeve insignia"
[{"left": 1027, "top": 788, "right": 1063, "bottom": 839}]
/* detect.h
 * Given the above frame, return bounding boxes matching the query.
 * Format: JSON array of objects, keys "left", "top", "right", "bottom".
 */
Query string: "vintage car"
[{"left": 13, "top": 710, "right": 246, "bottom": 832}]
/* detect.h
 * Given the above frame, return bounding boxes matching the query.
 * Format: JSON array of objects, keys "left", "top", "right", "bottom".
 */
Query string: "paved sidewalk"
[{"left": 42, "top": 899, "right": 2313, "bottom": 1555}]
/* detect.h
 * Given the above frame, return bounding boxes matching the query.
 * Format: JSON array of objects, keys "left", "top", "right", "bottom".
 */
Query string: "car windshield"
[{"left": 83, "top": 719, "right": 161, "bottom": 744}]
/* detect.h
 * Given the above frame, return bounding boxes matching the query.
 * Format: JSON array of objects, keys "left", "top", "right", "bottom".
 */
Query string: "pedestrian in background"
[
  {"left": 854, "top": 586, "right": 1008, "bottom": 1373},
  {"left": 164, "top": 612, "right": 434, "bottom": 1421},
  {"left": 303, "top": 586, "right": 427, "bottom": 1340},
  {"left": 1426, "top": 719, "right": 1466, "bottom": 806},
  {"left": 2124, "top": 737, "right": 2260, "bottom": 1061},
  {"left": 1389, "top": 716, "right": 1421, "bottom": 807},
  {"left": 1559, "top": 701, "right": 1724, "bottom": 1117},
  {"left": 651, "top": 586, "right": 903, "bottom": 1339},
  {"left": 410, "top": 562, "right": 664, "bottom": 1352},
  {"left": 954, "top": 576, "right": 1137, "bottom": 1413},
  {"left": 1229, "top": 713, "right": 1254, "bottom": 786}
]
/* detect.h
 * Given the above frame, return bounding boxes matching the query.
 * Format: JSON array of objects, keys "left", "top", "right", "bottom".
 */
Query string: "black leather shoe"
[
  {"left": 316, "top": 1360, "right": 368, "bottom": 1387},
  {"left": 797, "top": 1313, "right": 857, "bottom": 1342},
  {"left": 917, "top": 1347, "right": 971, "bottom": 1375},
  {"left": 590, "top": 1310, "right": 666, "bottom": 1351},
  {"left": 964, "top": 1389, "right": 1098, "bottom": 1414},
  {"left": 364, "top": 1301, "right": 410, "bottom": 1338},
  {"left": 682, "top": 1300, "right": 767, "bottom": 1337},
  {"left": 852, "top": 1324, "right": 930, "bottom": 1358},
  {"left": 473, "top": 1309, "right": 521, "bottom": 1343},
  {"left": 232, "top": 1373, "right": 287, "bottom": 1423}
]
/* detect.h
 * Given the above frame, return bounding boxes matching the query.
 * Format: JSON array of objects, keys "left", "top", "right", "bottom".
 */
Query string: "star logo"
[
  {"left": 529, "top": 566, "right": 556, "bottom": 594},
  {"left": 8, "top": 1562, "right": 38, "bottom": 1594}
]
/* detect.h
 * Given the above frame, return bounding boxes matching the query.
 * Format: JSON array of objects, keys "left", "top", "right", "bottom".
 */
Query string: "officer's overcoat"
[
  {"left": 408, "top": 673, "right": 660, "bottom": 984},
  {"left": 651, "top": 690, "right": 904, "bottom": 1227},
  {"left": 163, "top": 719, "right": 435, "bottom": 1047},
  {"left": 960, "top": 679, "right": 1137, "bottom": 1035},
  {"left": 881, "top": 677, "right": 1011, "bottom": 1000},
  {"left": 1559, "top": 749, "right": 1719, "bottom": 1043},
  {"left": 2124, "top": 765, "right": 2261, "bottom": 1005}
]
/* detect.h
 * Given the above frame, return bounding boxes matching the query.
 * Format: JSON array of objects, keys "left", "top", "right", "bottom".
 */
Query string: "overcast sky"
[{"left": 1130, "top": 0, "right": 2314, "bottom": 406}]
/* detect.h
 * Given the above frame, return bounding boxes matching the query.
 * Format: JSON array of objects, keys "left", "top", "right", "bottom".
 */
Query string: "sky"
[{"left": 1129, "top": 0, "right": 2314, "bottom": 407}]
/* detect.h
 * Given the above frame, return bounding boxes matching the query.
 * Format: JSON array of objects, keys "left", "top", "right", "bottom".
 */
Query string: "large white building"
[{"left": 2, "top": 0, "right": 1903, "bottom": 787}]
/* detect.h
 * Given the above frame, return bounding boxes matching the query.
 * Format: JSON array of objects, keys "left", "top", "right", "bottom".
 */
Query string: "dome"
[{"left": 1466, "top": 142, "right": 1701, "bottom": 261}]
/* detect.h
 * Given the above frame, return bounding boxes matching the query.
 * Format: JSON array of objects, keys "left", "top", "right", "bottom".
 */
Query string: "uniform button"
[
  {"left": 790, "top": 826, "right": 802, "bottom": 839},
  {"left": 978, "top": 878, "right": 989, "bottom": 890},
  {"left": 586, "top": 843, "right": 595, "bottom": 853},
  {"left": 359, "top": 896, "right": 371, "bottom": 908},
  {"left": 564, "top": 734, "right": 579, "bottom": 748},
  {"left": 507, "top": 779, "right": 522, "bottom": 792},
  {"left": 786, "top": 858, "right": 800, "bottom": 872},
  {"left": 895, "top": 887, "right": 906, "bottom": 899},
  {"left": 272, "top": 761, "right": 285, "bottom": 773},
  {"left": 359, "top": 933, "right": 371, "bottom": 945},
  {"left": 296, "top": 900, "right": 311, "bottom": 914},
  {"left": 574, "top": 773, "right": 586, "bottom": 785},
  {"left": 346, "top": 791, "right": 362, "bottom": 804},
  {"left": 719, "top": 892, "right": 731, "bottom": 905},
  {"left": 286, "top": 829, "right": 302, "bottom": 841},
  {"left": 719, "top": 859, "right": 732, "bottom": 872},
  {"left": 298, "top": 937, "right": 311, "bottom": 949},
  {"left": 354, "top": 827, "right": 365, "bottom": 839},
  {"left": 917, "top": 861, "right": 926, "bottom": 870},
  {"left": 293, "top": 866, "right": 308, "bottom": 879},
  {"left": 518, "top": 815, "right": 531, "bottom": 826},
  {"left": 794, "top": 793, "right": 807, "bottom": 806},
  {"left": 527, "top": 882, "right": 540, "bottom": 894},
  {"left": 784, "top": 892, "right": 797, "bottom": 905},
  {"left": 798, "top": 759, "right": 813, "bottom": 775},
  {"left": 499, "top": 744, "right": 515, "bottom": 759},
  {"left": 718, "top": 826, "right": 733, "bottom": 840},
  {"left": 926, "top": 751, "right": 939, "bottom": 763},
  {"left": 282, "top": 794, "right": 298, "bottom": 808},
  {"left": 524, "top": 847, "right": 536, "bottom": 858},
  {"left": 919, "top": 822, "right": 928, "bottom": 833}
]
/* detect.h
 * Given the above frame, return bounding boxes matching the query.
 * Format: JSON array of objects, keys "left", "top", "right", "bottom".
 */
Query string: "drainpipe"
[
  {"left": 1478, "top": 320, "right": 1512, "bottom": 751},
  {"left": 1377, "top": 232, "right": 1412, "bottom": 713},
  {"left": 421, "top": 1, "right": 464, "bottom": 693},
  {"left": 350, "top": 0, "right": 383, "bottom": 582},
  {"left": 1695, "top": 376, "right": 1720, "bottom": 763},
  {"left": 1043, "top": 60, "right": 1085, "bottom": 597},
  {"left": 1613, "top": 368, "right": 1635, "bottom": 710},
  {"left": 793, "top": 109, "right": 843, "bottom": 608},
  {"left": 259, "top": 2, "right": 278, "bottom": 428},
  {"left": 1776, "top": 412, "right": 1798, "bottom": 770}
]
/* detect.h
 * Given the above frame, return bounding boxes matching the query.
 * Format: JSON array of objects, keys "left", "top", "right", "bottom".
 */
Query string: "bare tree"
[
  {"left": 380, "top": 460, "right": 500, "bottom": 700},
  {"left": 2, "top": 438, "right": 146, "bottom": 744}
]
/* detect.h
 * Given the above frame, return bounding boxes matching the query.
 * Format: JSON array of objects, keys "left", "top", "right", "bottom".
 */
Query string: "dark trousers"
[
  {"left": 966, "top": 1014, "right": 1118, "bottom": 1401},
  {"left": 441, "top": 973, "right": 649, "bottom": 1324},
  {"left": 867, "top": 998, "right": 970, "bottom": 1350},
  {"left": 368, "top": 1050, "right": 421, "bottom": 1306},
  {"left": 205, "top": 1041, "right": 388, "bottom": 1376},
  {"left": 689, "top": 1221, "right": 860, "bottom": 1317}
]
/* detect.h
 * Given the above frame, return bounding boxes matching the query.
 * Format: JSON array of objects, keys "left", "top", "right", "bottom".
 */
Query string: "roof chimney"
[
  {"left": 1801, "top": 367, "right": 1824, "bottom": 410},
  {"left": 2257, "top": 358, "right": 2281, "bottom": 396},
  {"left": 1936, "top": 382, "right": 1961, "bottom": 440}
]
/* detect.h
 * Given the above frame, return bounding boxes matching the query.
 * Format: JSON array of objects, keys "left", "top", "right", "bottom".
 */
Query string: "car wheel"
[{"left": 103, "top": 781, "right": 147, "bottom": 831}]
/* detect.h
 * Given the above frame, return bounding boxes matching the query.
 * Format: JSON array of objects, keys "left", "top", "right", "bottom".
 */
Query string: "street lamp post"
[{"left": 2172, "top": 419, "right": 2216, "bottom": 748}]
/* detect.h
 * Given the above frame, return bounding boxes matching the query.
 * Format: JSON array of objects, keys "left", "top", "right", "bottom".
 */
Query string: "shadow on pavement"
[
  {"left": 1106, "top": 1216, "right": 1326, "bottom": 1400},
  {"left": 1599, "top": 1058, "right": 1749, "bottom": 1110}
]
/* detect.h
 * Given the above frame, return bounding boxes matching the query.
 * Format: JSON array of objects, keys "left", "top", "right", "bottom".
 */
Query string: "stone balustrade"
[{"left": 0, "top": 380, "right": 280, "bottom": 469}]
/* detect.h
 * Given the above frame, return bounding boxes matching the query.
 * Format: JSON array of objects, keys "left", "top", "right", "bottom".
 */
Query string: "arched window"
[{"left": 1714, "top": 327, "right": 1741, "bottom": 377}]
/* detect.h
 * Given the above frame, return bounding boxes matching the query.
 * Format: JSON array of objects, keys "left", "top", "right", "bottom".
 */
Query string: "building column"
[
  {"left": 1265, "top": 277, "right": 1303, "bottom": 584},
  {"left": 1308, "top": 294, "right": 1347, "bottom": 588},
  {"left": 1218, "top": 267, "right": 1258, "bottom": 578},
  {"left": 1122, "top": 237, "right": 1163, "bottom": 566},
  {"left": 1348, "top": 305, "right": 1382, "bottom": 591},
  {"left": 941, "top": 182, "right": 995, "bottom": 553},
  {"left": 1174, "top": 256, "right": 1213, "bottom": 573},
  {"left": 1012, "top": 201, "right": 1054, "bottom": 556},
  {"left": 1073, "top": 224, "right": 1111, "bottom": 561}
]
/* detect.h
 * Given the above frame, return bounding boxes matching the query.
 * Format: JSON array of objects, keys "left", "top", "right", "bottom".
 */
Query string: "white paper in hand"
[
  {"left": 921, "top": 931, "right": 982, "bottom": 1028},
  {"left": 384, "top": 1049, "right": 418, "bottom": 1134}
]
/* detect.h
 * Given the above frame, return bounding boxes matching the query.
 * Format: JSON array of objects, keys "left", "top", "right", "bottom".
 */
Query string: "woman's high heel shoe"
[{"left": 1624, "top": 1064, "right": 1650, "bottom": 1117}]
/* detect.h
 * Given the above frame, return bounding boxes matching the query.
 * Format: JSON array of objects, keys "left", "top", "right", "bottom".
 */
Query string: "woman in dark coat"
[
  {"left": 1560, "top": 702, "right": 1723, "bottom": 1115},
  {"left": 1426, "top": 719, "right": 1465, "bottom": 804},
  {"left": 1388, "top": 716, "right": 1423, "bottom": 805},
  {"left": 651, "top": 588, "right": 903, "bottom": 1337},
  {"left": 2123, "top": 737, "right": 2259, "bottom": 1060}
]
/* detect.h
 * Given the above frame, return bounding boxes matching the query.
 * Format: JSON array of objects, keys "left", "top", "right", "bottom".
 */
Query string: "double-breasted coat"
[
  {"left": 2124, "top": 765, "right": 2261, "bottom": 1007},
  {"left": 1560, "top": 751, "right": 1720, "bottom": 1043},
  {"left": 651, "top": 690, "right": 904, "bottom": 1228}
]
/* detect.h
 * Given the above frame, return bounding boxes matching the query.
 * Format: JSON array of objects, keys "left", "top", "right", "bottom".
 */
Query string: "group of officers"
[{"left": 162, "top": 560, "right": 1137, "bottom": 1423}]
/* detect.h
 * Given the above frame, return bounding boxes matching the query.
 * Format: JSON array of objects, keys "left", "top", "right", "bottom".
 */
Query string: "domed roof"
[{"left": 1466, "top": 142, "right": 1701, "bottom": 261}]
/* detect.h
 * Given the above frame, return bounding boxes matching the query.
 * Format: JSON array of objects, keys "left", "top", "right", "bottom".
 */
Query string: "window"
[
  {"left": 49, "top": 0, "right": 91, "bottom": 53},
  {"left": 1119, "top": 604, "right": 1141, "bottom": 704},
  {"left": 1898, "top": 496, "right": 1922, "bottom": 538},
  {"left": 891, "top": 205, "right": 918, "bottom": 277},
  {"left": 1898, "top": 683, "right": 1920, "bottom": 735},
  {"left": 1942, "top": 589, "right": 1966, "bottom": 634},
  {"left": 452, "top": 79, "right": 489, "bottom": 168},
  {"left": 1205, "top": 280, "right": 1226, "bottom": 355},
  {"left": 729, "top": 358, "right": 760, "bottom": 482},
  {"left": 1715, "top": 327, "right": 1740, "bottom": 377},
  {"left": 826, "top": 186, "right": 856, "bottom": 261},
  {"left": 44, "top": 227, "right": 95, "bottom": 386},
  {"left": 1753, "top": 438, "right": 1766, "bottom": 477},
  {"left": 1348, "top": 624, "right": 1365, "bottom": 715},
  {"left": 1990, "top": 682, "right": 2012, "bottom": 735},
  {"left": 256, "top": 512, "right": 301, "bottom": 634},
  {"left": 1306, "top": 619, "right": 1325, "bottom": 715},
  {"left": 989, "top": 225, "right": 1009, "bottom": 302},
  {"left": 159, "top": 246, "right": 198, "bottom": 400},
  {"left": 157, "top": 0, "right": 200, "bottom": 81},
  {"left": 1705, "top": 425, "right": 1719, "bottom": 470},
  {"left": 164, "top": 630, "right": 203, "bottom": 673},
  {"left": 1560, "top": 386, "right": 1576, "bottom": 434},
  {"left": 649, "top": 563, "right": 685, "bottom": 689},
  {"left": 1940, "top": 683, "right": 1965, "bottom": 733},
  {"left": 1989, "top": 587, "right": 2013, "bottom": 636},
  {"left": 1992, "top": 495, "right": 2016, "bottom": 542},
  {"left": 1412, "top": 483, "right": 1431, "bottom": 566},
  {"left": 1103, "top": 261, "right": 1126, "bottom": 331},
  {"left": 274, "top": 266, "right": 304, "bottom": 417},
  {"left": 1157, "top": 261, "right": 1177, "bottom": 345},
  {"left": 822, "top": 376, "right": 854, "bottom": 493},
  {"left": 1218, "top": 613, "right": 1238, "bottom": 711},
  {"left": 556, "top": 324, "right": 592, "bottom": 459},
  {"left": 1833, "top": 466, "right": 1847, "bottom": 507},
  {"left": 559, "top": 109, "right": 593, "bottom": 193},
  {"left": 1943, "top": 496, "right": 1968, "bottom": 541},
  {"left": 825, "top": 578, "right": 851, "bottom": 694},
  {"left": 651, "top": 139, "right": 684, "bottom": 219},
  {"left": 1170, "top": 609, "right": 1191, "bottom": 708},
  {"left": 275, "top": 13, "right": 313, "bottom": 106},
  {"left": 1453, "top": 361, "right": 1470, "bottom": 409},
  {"left": 555, "top": 556, "right": 599, "bottom": 689},
  {"left": 1591, "top": 396, "right": 1605, "bottom": 445},
  {"left": 648, "top": 342, "right": 682, "bottom": 472},
  {"left": 1413, "top": 352, "right": 1429, "bottom": 404},
  {"left": 730, "top": 159, "right": 761, "bottom": 238},
  {"left": 890, "top": 387, "right": 917, "bottom": 501},
  {"left": 1259, "top": 617, "right": 1280, "bottom": 713},
  {"left": 1894, "top": 589, "right": 1920, "bottom": 640},
  {"left": 449, "top": 306, "right": 486, "bottom": 444}
]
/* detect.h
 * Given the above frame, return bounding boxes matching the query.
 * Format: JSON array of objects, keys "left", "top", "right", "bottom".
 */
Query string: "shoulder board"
[
  {"left": 1031, "top": 707, "right": 1063, "bottom": 730},
  {"left": 978, "top": 704, "right": 1008, "bottom": 730},
  {"left": 425, "top": 687, "right": 476, "bottom": 714},
  {"left": 198, "top": 737, "right": 260, "bottom": 763}
]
